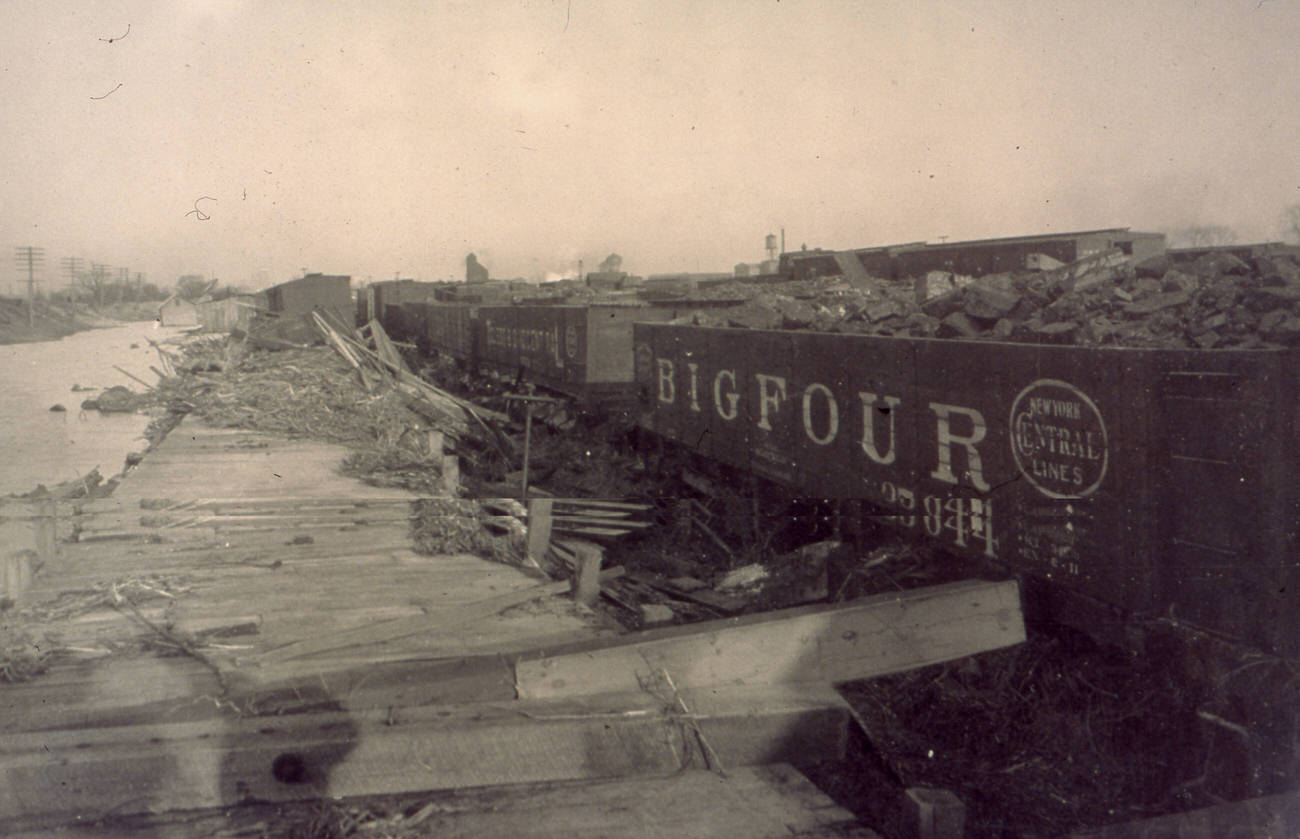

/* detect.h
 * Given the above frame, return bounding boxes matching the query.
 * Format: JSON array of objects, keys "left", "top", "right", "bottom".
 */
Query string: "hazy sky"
[{"left": 3, "top": 0, "right": 1299, "bottom": 292}]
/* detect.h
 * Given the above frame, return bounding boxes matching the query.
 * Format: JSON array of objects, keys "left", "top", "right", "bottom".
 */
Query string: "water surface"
[{"left": 0, "top": 323, "right": 190, "bottom": 495}]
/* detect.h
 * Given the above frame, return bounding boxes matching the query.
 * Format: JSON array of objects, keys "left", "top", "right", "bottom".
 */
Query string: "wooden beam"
[
  {"left": 4, "top": 766, "right": 878, "bottom": 839},
  {"left": 247, "top": 568, "right": 624, "bottom": 666},
  {"left": 526, "top": 498, "right": 554, "bottom": 568},
  {"left": 0, "top": 683, "right": 850, "bottom": 826},
  {"left": 571, "top": 541, "right": 604, "bottom": 607},
  {"left": 516, "top": 579, "right": 1024, "bottom": 699}
]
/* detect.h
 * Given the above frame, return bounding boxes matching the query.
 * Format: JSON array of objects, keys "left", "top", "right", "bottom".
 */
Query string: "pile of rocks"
[{"left": 675, "top": 247, "right": 1300, "bottom": 350}]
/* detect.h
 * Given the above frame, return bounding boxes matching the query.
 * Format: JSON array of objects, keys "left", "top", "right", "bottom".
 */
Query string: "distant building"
[
  {"left": 782, "top": 228, "right": 1167, "bottom": 281},
  {"left": 583, "top": 270, "right": 626, "bottom": 290},
  {"left": 1168, "top": 241, "right": 1300, "bottom": 263},
  {"left": 158, "top": 294, "right": 198, "bottom": 327},
  {"left": 466, "top": 253, "right": 489, "bottom": 284},
  {"left": 263, "top": 273, "right": 352, "bottom": 325},
  {"left": 195, "top": 288, "right": 268, "bottom": 333},
  {"left": 732, "top": 261, "right": 782, "bottom": 278},
  {"left": 890, "top": 228, "right": 1166, "bottom": 277}
]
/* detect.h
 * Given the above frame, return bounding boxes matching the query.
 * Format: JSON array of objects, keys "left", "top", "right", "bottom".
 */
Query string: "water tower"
[{"left": 765, "top": 233, "right": 778, "bottom": 260}]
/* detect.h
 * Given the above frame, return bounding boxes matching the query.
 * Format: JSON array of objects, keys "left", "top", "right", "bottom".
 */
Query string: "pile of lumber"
[{"left": 312, "top": 312, "right": 505, "bottom": 445}]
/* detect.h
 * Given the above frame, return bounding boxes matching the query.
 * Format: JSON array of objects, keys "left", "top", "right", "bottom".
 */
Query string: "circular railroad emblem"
[
  {"left": 1009, "top": 379, "right": 1109, "bottom": 499},
  {"left": 565, "top": 325, "right": 579, "bottom": 359}
]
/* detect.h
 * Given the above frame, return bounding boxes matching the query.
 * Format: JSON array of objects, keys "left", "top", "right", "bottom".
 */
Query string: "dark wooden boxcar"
[
  {"left": 634, "top": 324, "right": 1299, "bottom": 654},
  {"left": 265, "top": 274, "right": 352, "bottom": 326},
  {"left": 366, "top": 281, "right": 442, "bottom": 340},
  {"left": 478, "top": 305, "right": 679, "bottom": 399},
  {"left": 425, "top": 303, "right": 478, "bottom": 361}
]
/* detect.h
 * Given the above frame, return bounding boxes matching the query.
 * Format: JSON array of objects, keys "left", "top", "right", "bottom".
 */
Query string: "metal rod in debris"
[{"left": 504, "top": 392, "right": 563, "bottom": 499}]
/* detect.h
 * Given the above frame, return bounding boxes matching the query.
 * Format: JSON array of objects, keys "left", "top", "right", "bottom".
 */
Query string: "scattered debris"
[
  {"left": 81, "top": 384, "right": 141, "bottom": 413},
  {"left": 717, "top": 563, "right": 769, "bottom": 591},
  {"left": 674, "top": 248, "right": 1300, "bottom": 349},
  {"left": 639, "top": 603, "right": 675, "bottom": 626}
]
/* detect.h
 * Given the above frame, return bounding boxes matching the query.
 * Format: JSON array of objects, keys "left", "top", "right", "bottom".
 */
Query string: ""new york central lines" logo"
[{"left": 1009, "top": 379, "right": 1108, "bottom": 499}]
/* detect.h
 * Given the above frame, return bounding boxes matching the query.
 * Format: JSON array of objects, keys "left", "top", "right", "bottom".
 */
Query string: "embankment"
[{"left": 0, "top": 298, "right": 157, "bottom": 345}]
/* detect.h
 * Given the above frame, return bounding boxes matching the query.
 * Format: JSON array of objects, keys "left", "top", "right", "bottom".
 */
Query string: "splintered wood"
[{"left": 312, "top": 313, "right": 505, "bottom": 444}]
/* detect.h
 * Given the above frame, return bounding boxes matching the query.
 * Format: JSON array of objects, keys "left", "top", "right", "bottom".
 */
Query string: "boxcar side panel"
[
  {"left": 634, "top": 324, "right": 1298, "bottom": 651},
  {"left": 1152, "top": 351, "right": 1298, "bottom": 652},
  {"left": 426, "top": 304, "right": 475, "bottom": 359},
  {"left": 478, "top": 306, "right": 585, "bottom": 388},
  {"left": 584, "top": 307, "right": 678, "bottom": 384}
]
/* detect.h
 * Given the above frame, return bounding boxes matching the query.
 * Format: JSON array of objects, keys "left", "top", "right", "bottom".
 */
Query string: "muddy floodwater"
[{"left": 0, "top": 322, "right": 188, "bottom": 495}]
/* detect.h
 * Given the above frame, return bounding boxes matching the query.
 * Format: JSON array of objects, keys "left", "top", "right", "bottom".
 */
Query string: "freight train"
[{"left": 364, "top": 290, "right": 1299, "bottom": 657}]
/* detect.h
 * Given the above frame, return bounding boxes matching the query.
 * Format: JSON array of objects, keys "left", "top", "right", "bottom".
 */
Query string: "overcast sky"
[{"left": 3, "top": 0, "right": 1299, "bottom": 292}]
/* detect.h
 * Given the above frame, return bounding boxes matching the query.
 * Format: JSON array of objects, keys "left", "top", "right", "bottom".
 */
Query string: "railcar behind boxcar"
[
  {"left": 471, "top": 304, "right": 680, "bottom": 400},
  {"left": 634, "top": 323, "right": 1300, "bottom": 654},
  {"left": 424, "top": 303, "right": 478, "bottom": 361}
]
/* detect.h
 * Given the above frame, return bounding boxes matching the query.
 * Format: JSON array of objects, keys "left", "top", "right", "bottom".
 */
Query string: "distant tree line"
[
  {"left": 67, "top": 265, "right": 166, "bottom": 309},
  {"left": 1170, "top": 204, "right": 1300, "bottom": 249}
]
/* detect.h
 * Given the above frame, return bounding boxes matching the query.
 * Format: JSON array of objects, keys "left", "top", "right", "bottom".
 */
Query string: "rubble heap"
[{"left": 677, "top": 247, "right": 1300, "bottom": 350}]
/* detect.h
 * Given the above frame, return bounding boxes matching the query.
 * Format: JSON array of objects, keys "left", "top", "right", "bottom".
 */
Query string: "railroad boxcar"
[
  {"left": 634, "top": 323, "right": 1299, "bottom": 654},
  {"left": 365, "top": 280, "right": 442, "bottom": 339},
  {"left": 424, "top": 303, "right": 478, "bottom": 361},
  {"left": 475, "top": 304, "right": 679, "bottom": 399}
]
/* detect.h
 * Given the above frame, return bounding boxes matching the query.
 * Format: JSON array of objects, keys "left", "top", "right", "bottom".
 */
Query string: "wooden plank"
[
  {"left": 571, "top": 541, "right": 604, "bottom": 607},
  {"left": 247, "top": 569, "right": 624, "bottom": 665},
  {"left": 551, "top": 499, "right": 652, "bottom": 511},
  {"left": 5, "top": 765, "right": 880, "bottom": 839},
  {"left": 550, "top": 525, "right": 638, "bottom": 538},
  {"left": 551, "top": 515, "right": 650, "bottom": 528},
  {"left": 133, "top": 496, "right": 414, "bottom": 509},
  {"left": 356, "top": 764, "right": 880, "bottom": 839},
  {"left": 526, "top": 498, "right": 554, "bottom": 567},
  {"left": 0, "top": 683, "right": 850, "bottom": 825},
  {"left": 366, "top": 318, "right": 410, "bottom": 373},
  {"left": 222, "top": 654, "right": 519, "bottom": 714},
  {"left": 0, "top": 656, "right": 225, "bottom": 734},
  {"left": 516, "top": 579, "right": 1024, "bottom": 699}
]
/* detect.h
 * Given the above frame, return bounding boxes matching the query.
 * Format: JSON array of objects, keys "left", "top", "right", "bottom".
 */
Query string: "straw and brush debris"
[
  {"left": 410, "top": 498, "right": 529, "bottom": 569},
  {"left": 142, "top": 314, "right": 505, "bottom": 493},
  {"left": 0, "top": 575, "right": 193, "bottom": 681}
]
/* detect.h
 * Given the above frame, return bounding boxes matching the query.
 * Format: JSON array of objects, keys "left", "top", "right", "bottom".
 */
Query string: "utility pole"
[
  {"left": 61, "top": 257, "right": 84, "bottom": 300},
  {"left": 89, "top": 262, "right": 109, "bottom": 310},
  {"left": 14, "top": 246, "right": 45, "bottom": 328}
]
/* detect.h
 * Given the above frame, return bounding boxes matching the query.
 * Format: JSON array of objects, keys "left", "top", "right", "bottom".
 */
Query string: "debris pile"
[
  {"left": 0, "top": 575, "right": 195, "bottom": 682},
  {"left": 828, "top": 626, "right": 1300, "bottom": 837},
  {"left": 676, "top": 247, "right": 1300, "bottom": 349},
  {"left": 151, "top": 343, "right": 415, "bottom": 446},
  {"left": 410, "top": 497, "right": 527, "bottom": 568},
  {"left": 79, "top": 384, "right": 141, "bottom": 413},
  {"left": 12, "top": 467, "right": 110, "bottom": 501}
]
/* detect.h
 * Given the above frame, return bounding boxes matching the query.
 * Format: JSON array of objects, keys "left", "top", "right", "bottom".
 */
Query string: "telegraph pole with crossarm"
[{"left": 14, "top": 246, "right": 45, "bottom": 328}]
